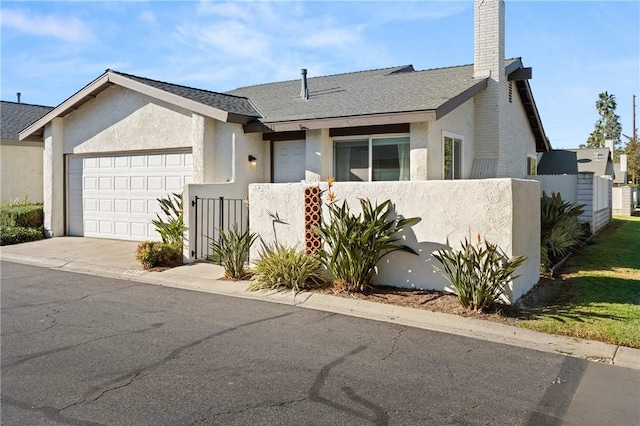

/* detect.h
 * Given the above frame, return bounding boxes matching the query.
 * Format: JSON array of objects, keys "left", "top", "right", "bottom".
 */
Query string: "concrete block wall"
[
  {"left": 593, "top": 209, "right": 611, "bottom": 234},
  {"left": 612, "top": 186, "right": 633, "bottom": 216},
  {"left": 577, "top": 172, "right": 594, "bottom": 229}
]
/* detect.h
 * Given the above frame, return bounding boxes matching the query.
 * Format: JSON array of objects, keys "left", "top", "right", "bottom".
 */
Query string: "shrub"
[
  {"left": 2, "top": 196, "right": 39, "bottom": 208},
  {"left": 150, "top": 193, "right": 185, "bottom": 250},
  {"left": 540, "top": 191, "right": 587, "bottom": 271},
  {"left": 0, "top": 226, "right": 44, "bottom": 246},
  {"left": 249, "top": 243, "right": 324, "bottom": 294},
  {"left": 209, "top": 224, "right": 258, "bottom": 279},
  {"left": 0, "top": 204, "right": 44, "bottom": 228},
  {"left": 432, "top": 236, "right": 526, "bottom": 312},
  {"left": 314, "top": 197, "right": 420, "bottom": 293},
  {"left": 135, "top": 241, "right": 183, "bottom": 270}
]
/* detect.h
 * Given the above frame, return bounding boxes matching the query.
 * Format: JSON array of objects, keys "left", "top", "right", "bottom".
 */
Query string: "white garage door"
[{"left": 67, "top": 152, "right": 193, "bottom": 241}]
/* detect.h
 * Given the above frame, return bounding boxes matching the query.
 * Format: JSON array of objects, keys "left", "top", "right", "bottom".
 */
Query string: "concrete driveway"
[{"left": 0, "top": 237, "right": 142, "bottom": 274}]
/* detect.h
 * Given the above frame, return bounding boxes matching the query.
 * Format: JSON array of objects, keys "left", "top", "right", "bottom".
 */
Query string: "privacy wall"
[{"left": 248, "top": 179, "right": 540, "bottom": 302}]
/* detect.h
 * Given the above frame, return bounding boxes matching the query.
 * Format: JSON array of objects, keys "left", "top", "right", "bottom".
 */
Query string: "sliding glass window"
[
  {"left": 443, "top": 133, "right": 462, "bottom": 180},
  {"left": 334, "top": 136, "right": 410, "bottom": 182}
]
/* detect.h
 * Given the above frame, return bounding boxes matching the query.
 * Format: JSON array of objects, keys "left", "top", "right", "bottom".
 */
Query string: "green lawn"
[{"left": 519, "top": 215, "right": 640, "bottom": 348}]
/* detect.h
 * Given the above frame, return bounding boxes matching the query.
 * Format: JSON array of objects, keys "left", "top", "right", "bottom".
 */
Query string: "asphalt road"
[{"left": 1, "top": 261, "right": 638, "bottom": 425}]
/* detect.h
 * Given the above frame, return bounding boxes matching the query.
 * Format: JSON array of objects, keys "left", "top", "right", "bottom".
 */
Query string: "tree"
[
  {"left": 625, "top": 137, "right": 640, "bottom": 185},
  {"left": 586, "top": 92, "right": 622, "bottom": 151}
]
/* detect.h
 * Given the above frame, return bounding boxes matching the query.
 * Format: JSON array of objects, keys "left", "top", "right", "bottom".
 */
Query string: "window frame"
[
  {"left": 527, "top": 155, "right": 537, "bottom": 176},
  {"left": 442, "top": 131, "right": 464, "bottom": 180},
  {"left": 333, "top": 133, "right": 410, "bottom": 182}
]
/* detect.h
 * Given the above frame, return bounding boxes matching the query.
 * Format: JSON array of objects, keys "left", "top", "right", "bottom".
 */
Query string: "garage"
[{"left": 67, "top": 151, "right": 192, "bottom": 241}]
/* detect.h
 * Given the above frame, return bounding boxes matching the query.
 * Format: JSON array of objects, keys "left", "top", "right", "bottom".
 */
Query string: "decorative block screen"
[{"left": 304, "top": 186, "right": 321, "bottom": 254}]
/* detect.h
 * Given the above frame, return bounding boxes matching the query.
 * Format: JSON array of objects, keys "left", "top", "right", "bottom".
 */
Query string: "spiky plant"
[
  {"left": 314, "top": 198, "right": 420, "bottom": 293},
  {"left": 432, "top": 236, "right": 526, "bottom": 312},
  {"left": 209, "top": 224, "right": 257, "bottom": 279},
  {"left": 540, "top": 191, "right": 587, "bottom": 270},
  {"left": 150, "top": 193, "right": 185, "bottom": 250},
  {"left": 249, "top": 243, "right": 324, "bottom": 294}
]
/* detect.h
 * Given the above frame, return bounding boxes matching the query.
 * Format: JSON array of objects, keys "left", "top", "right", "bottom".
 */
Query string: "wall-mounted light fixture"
[{"left": 248, "top": 155, "right": 257, "bottom": 165}]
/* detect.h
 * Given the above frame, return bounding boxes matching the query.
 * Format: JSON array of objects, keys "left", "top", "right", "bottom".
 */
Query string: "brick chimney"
[{"left": 473, "top": 0, "right": 507, "bottom": 178}]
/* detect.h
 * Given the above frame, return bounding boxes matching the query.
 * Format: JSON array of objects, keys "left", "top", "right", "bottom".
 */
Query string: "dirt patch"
[{"left": 311, "top": 273, "right": 575, "bottom": 326}]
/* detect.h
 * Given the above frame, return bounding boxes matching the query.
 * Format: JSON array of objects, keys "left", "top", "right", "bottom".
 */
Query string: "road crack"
[{"left": 382, "top": 327, "right": 406, "bottom": 361}]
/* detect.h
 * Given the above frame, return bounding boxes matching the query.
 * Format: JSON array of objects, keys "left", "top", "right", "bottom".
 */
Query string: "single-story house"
[
  {"left": 1, "top": 100, "right": 54, "bottom": 203},
  {"left": 20, "top": 0, "right": 548, "bottom": 244},
  {"left": 534, "top": 148, "right": 613, "bottom": 234}
]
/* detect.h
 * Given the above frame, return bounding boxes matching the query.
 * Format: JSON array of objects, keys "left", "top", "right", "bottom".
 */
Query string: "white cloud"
[
  {"left": 0, "top": 8, "right": 94, "bottom": 42},
  {"left": 139, "top": 11, "right": 156, "bottom": 24}
]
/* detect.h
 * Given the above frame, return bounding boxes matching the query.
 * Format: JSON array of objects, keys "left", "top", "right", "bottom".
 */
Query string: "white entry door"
[
  {"left": 67, "top": 151, "right": 193, "bottom": 241},
  {"left": 273, "top": 140, "right": 306, "bottom": 183}
]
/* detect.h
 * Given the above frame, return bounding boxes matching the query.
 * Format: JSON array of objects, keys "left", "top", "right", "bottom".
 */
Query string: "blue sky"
[{"left": 1, "top": 1, "right": 638, "bottom": 149}]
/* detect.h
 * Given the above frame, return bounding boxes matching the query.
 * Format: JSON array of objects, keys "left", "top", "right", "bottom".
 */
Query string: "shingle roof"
[
  {"left": 1, "top": 101, "right": 54, "bottom": 140},
  {"left": 226, "top": 60, "right": 519, "bottom": 123},
  {"left": 111, "top": 71, "right": 261, "bottom": 118},
  {"left": 572, "top": 148, "right": 614, "bottom": 176},
  {"left": 538, "top": 148, "right": 613, "bottom": 176},
  {"left": 537, "top": 150, "right": 579, "bottom": 175}
]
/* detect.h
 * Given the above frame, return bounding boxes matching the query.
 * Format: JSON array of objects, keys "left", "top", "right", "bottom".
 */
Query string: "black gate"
[{"left": 191, "top": 196, "right": 249, "bottom": 260}]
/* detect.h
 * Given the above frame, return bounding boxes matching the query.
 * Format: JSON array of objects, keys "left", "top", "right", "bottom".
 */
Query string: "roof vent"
[
  {"left": 16, "top": 92, "right": 21, "bottom": 103},
  {"left": 300, "top": 69, "right": 309, "bottom": 100}
]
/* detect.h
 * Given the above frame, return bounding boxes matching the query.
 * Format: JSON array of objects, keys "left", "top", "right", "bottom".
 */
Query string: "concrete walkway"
[{"left": 2, "top": 237, "right": 639, "bottom": 370}]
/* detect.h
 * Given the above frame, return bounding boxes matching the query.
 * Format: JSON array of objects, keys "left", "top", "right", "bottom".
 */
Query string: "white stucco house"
[
  {"left": 20, "top": 0, "right": 548, "bottom": 301},
  {"left": 1, "top": 100, "right": 53, "bottom": 203}
]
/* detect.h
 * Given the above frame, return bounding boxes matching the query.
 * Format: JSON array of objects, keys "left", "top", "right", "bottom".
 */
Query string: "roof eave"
[
  {"left": 109, "top": 73, "right": 233, "bottom": 123},
  {"left": 19, "top": 72, "right": 112, "bottom": 141},
  {"left": 245, "top": 110, "right": 437, "bottom": 133},
  {"left": 514, "top": 78, "right": 550, "bottom": 152},
  {"left": 435, "top": 79, "right": 488, "bottom": 120},
  {"left": 20, "top": 70, "right": 257, "bottom": 141}
]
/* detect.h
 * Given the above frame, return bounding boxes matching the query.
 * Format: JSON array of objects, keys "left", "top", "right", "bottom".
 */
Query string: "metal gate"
[{"left": 191, "top": 196, "right": 249, "bottom": 260}]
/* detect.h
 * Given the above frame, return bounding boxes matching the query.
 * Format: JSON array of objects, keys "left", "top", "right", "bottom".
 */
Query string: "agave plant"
[
  {"left": 150, "top": 193, "right": 185, "bottom": 250},
  {"left": 314, "top": 198, "right": 420, "bottom": 293},
  {"left": 432, "top": 237, "right": 526, "bottom": 312},
  {"left": 209, "top": 224, "right": 257, "bottom": 279}
]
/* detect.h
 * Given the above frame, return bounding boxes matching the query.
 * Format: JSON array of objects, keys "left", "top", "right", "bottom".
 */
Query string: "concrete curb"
[{"left": 2, "top": 250, "right": 639, "bottom": 370}]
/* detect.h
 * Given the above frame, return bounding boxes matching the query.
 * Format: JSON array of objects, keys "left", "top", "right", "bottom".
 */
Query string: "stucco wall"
[
  {"left": 1, "top": 140, "right": 44, "bottom": 203},
  {"left": 248, "top": 178, "right": 540, "bottom": 303},
  {"left": 209, "top": 121, "right": 267, "bottom": 185},
  {"left": 426, "top": 99, "right": 475, "bottom": 180},
  {"left": 505, "top": 85, "right": 537, "bottom": 178},
  {"left": 62, "top": 86, "right": 193, "bottom": 154},
  {"left": 305, "top": 129, "right": 332, "bottom": 181}
]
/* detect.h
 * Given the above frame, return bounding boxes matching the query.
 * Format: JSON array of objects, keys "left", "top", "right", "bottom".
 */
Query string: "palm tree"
[
  {"left": 596, "top": 92, "right": 616, "bottom": 118},
  {"left": 587, "top": 92, "right": 622, "bottom": 149}
]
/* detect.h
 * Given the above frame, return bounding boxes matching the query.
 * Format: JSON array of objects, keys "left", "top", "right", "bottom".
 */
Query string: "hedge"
[
  {"left": 0, "top": 205, "right": 44, "bottom": 228},
  {"left": 0, "top": 226, "right": 44, "bottom": 246}
]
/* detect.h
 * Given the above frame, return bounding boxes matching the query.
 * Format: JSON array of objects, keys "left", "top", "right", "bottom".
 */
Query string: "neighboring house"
[
  {"left": 20, "top": 0, "right": 548, "bottom": 244},
  {"left": 613, "top": 163, "right": 627, "bottom": 186},
  {"left": 537, "top": 148, "right": 613, "bottom": 177},
  {"left": 1, "top": 100, "right": 54, "bottom": 203},
  {"left": 535, "top": 148, "right": 613, "bottom": 234}
]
